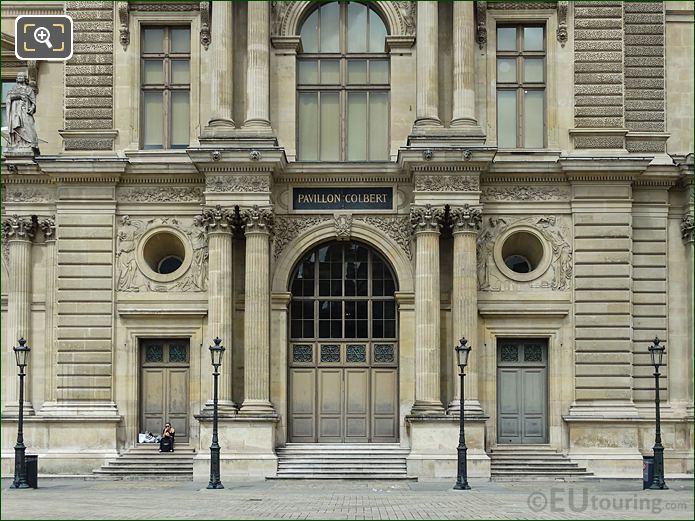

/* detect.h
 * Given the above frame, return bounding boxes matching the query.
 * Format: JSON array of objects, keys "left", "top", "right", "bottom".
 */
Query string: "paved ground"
[{"left": 2, "top": 478, "right": 693, "bottom": 520}]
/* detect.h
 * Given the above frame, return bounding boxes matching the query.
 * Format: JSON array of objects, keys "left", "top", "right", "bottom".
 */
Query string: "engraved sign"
[{"left": 293, "top": 187, "right": 393, "bottom": 210}]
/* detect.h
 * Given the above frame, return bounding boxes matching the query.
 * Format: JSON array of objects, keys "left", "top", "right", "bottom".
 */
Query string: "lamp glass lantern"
[
  {"left": 648, "top": 337, "right": 665, "bottom": 368},
  {"left": 13, "top": 338, "right": 30, "bottom": 368},
  {"left": 209, "top": 337, "right": 225, "bottom": 367},
  {"left": 455, "top": 337, "right": 471, "bottom": 369}
]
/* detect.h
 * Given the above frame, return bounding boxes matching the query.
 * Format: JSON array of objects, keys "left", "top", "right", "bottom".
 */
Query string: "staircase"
[
  {"left": 489, "top": 445, "right": 593, "bottom": 481},
  {"left": 91, "top": 444, "right": 194, "bottom": 480},
  {"left": 274, "top": 443, "right": 413, "bottom": 480}
]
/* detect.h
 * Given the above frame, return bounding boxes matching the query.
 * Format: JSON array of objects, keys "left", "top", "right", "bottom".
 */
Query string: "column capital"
[
  {"left": 681, "top": 214, "right": 694, "bottom": 243},
  {"left": 410, "top": 204, "right": 444, "bottom": 235},
  {"left": 195, "top": 205, "right": 237, "bottom": 235},
  {"left": 39, "top": 216, "right": 56, "bottom": 242},
  {"left": 450, "top": 204, "right": 482, "bottom": 234},
  {"left": 2, "top": 215, "right": 37, "bottom": 242},
  {"left": 241, "top": 205, "right": 274, "bottom": 235}
]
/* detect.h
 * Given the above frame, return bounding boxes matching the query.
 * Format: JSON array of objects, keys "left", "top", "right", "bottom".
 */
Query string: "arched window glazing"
[{"left": 297, "top": 2, "right": 389, "bottom": 161}]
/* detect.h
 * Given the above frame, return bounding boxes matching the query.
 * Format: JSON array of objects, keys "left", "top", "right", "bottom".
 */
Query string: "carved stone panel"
[
  {"left": 116, "top": 216, "right": 208, "bottom": 293},
  {"left": 477, "top": 215, "right": 572, "bottom": 292}
]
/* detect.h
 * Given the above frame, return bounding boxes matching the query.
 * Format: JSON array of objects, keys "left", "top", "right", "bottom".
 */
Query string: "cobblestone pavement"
[{"left": 2, "top": 478, "right": 693, "bottom": 520}]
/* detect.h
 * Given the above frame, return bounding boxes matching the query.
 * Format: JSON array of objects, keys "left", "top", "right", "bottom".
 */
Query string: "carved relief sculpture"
[
  {"left": 334, "top": 214, "right": 352, "bottom": 241},
  {"left": 414, "top": 175, "right": 479, "bottom": 192},
  {"left": 5, "top": 72, "right": 39, "bottom": 153},
  {"left": 116, "top": 216, "right": 147, "bottom": 292},
  {"left": 273, "top": 216, "right": 331, "bottom": 259}
]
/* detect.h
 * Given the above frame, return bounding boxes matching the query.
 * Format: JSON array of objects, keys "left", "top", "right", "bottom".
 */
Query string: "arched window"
[{"left": 297, "top": 2, "right": 389, "bottom": 161}]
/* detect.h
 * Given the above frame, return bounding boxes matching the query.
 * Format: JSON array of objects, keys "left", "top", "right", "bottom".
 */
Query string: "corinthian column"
[
  {"left": 410, "top": 204, "right": 445, "bottom": 414},
  {"left": 243, "top": 1, "right": 271, "bottom": 129},
  {"left": 196, "top": 206, "right": 237, "bottom": 414},
  {"left": 40, "top": 217, "right": 57, "bottom": 406},
  {"left": 448, "top": 205, "right": 484, "bottom": 415},
  {"left": 451, "top": 1, "right": 477, "bottom": 127},
  {"left": 207, "top": 1, "right": 234, "bottom": 128},
  {"left": 240, "top": 205, "right": 275, "bottom": 415},
  {"left": 2, "top": 215, "right": 36, "bottom": 416},
  {"left": 414, "top": 1, "right": 441, "bottom": 127}
]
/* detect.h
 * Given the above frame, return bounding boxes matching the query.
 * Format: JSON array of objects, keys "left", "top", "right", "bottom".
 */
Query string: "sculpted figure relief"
[{"left": 5, "top": 72, "right": 39, "bottom": 153}]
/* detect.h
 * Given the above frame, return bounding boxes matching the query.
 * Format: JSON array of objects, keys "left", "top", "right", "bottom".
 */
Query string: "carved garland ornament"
[
  {"left": 2, "top": 187, "right": 51, "bottom": 202},
  {"left": 482, "top": 186, "right": 570, "bottom": 201},
  {"left": 118, "top": 186, "right": 204, "bottom": 203},
  {"left": 415, "top": 175, "right": 479, "bottom": 192},
  {"left": 273, "top": 216, "right": 331, "bottom": 259},
  {"left": 117, "top": 216, "right": 208, "bottom": 292},
  {"left": 206, "top": 175, "right": 270, "bottom": 193}
]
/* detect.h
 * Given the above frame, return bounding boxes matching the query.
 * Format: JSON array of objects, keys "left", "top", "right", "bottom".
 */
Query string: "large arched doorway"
[{"left": 288, "top": 240, "right": 398, "bottom": 442}]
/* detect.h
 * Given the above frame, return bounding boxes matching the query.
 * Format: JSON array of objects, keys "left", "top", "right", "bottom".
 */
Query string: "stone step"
[
  {"left": 491, "top": 445, "right": 556, "bottom": 450},
  {"left": 492, "top": 469, "right": 593, "bottom": 475},
  {"left": 491, "top": 460, "right": 584, "bottom": 466},
  {"left": 105, "top": 463, "right": 193, "bottom": 470},
  {"left": 278, "top": 465, "right": 406, "bottom": 471},
  {"left": 93, "top": 469, "right": 192, "bottom": 476},
  {"left": 277, "top": 450, "right": 410, "bottom": 456},
  {"left": 491, "top": 466, "right": 588, "bottom": 472},
  {"left": 271, "top": 473, "right": 414, "bottom": 480},
  {"left": 278, "top": 458, "right": 406, "bottom": 467}
]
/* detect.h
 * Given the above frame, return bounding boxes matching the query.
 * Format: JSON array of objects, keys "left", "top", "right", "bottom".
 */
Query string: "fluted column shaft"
[
  {"left": 448, "top": 204, "right": 484, "bottom": 416},
  {"left": 451, "top": 1, "right": 477, "bottom": 126},
  {"left": 42, "top": 220, "right": 57, "bottom": 405},
  {"left": 3, "top": 219, "right": 35, "bottom": 415},
  {"left": 208, "top": 229, "right": 236, "bottom": 412},
  {"left": 244, "top": 1, "right": 271, "bottom": 128},
  {"left": 414, "top": 1, "right": 441, "bottom": 127},
  {"left": 410, "top": 205, "right": 445, "bottom": 414},
  {"left": 241, "top": 206, "right": 274, "bottom": 414},
  {"left": 208, "top": 1, "right": 234, "bottom": 127}
]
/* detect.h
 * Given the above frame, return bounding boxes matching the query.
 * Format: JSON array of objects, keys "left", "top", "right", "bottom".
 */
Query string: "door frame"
[
  {"left": 116, "top": 319, "right": 205, "bottom": 450},
  {"left": 139, "top": 338, "right": 192, "bottom": 443},
  {"left": 495, "top": 338, "right": 549, "bottom": 444}
]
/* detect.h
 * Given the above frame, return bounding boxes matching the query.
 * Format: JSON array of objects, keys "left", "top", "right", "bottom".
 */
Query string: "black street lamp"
[
  {"left": 11, "top": 337, "right": 31, "bottom": 489},
  {"left": 207, "top": 337, "right": 225, "bottom": 490},
  {"left": 453, "top": 337, "right": 472, "bottom": 491},
  {"left": 648, "top": 336, "right": 668, "bottom": 490}
]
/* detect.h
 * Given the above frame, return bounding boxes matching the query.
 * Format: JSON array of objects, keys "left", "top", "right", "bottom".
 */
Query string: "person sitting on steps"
[{"left": 159, "top": 422, "right": 175, "bottom": 453}]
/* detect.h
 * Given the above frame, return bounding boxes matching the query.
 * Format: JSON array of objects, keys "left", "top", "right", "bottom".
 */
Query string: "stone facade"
[{"left": 1, "top": 1, "right": 693, "bottom": 480}]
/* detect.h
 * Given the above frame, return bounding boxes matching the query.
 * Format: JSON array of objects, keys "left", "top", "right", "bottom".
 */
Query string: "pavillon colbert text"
[{"left": 293, "top": 187, "right": 393, "bottom": 210}]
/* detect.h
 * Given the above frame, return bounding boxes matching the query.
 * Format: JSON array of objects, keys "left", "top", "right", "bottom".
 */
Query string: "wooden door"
[
  {"left": 287, "top": 241, "right": 399, "bottom": 443},
  {"left": 497, "top": 339, "right": 548, "bottom": 444},
  {"left": 140, "top": 339, "right": 190, "bottom": 442}
]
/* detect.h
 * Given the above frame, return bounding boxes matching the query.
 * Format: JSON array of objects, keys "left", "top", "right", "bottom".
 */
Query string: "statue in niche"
[{"left": 5, "top": 72, "right": 39, "bottom": 153}]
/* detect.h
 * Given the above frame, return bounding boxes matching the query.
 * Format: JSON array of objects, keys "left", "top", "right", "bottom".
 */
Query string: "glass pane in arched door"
[{"left": 288, "top": 241, "right": 398, "bottom": 442}]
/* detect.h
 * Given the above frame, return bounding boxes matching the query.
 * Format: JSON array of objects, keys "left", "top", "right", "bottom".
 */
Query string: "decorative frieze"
[
  {"left": 414, "top": 175, "right": 479, "bottom": 192},
  {"left": 354, "top": 216, "right": 412, "bottom": 260},
  {"left": 241, "top": 205, "right": 274, "bottom": 234},
  {"left": 206, "top": 175, "right": 271, "bottom": 193},
  {"left": 450, "top": 204, "right": 482, "bottom": 232},
  {"left": 2, "top": 187, "right": 51, "bottom": 202},
  {"left": 476, "top": 1, "right": 487, "bottom": 49},
  {"left": 118, "top": 186, "right": 204, "bottom": 203},
  {"left": 410, "top": 204, "right": 445, "bottom": 234},
  {"left": 482, "top": 186, "right": 570, "bottom": 201}
]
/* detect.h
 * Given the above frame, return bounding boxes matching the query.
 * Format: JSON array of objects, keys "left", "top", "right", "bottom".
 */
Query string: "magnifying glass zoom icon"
[{"left": 33, "top": 26, "right": 53, "bottom": 49}]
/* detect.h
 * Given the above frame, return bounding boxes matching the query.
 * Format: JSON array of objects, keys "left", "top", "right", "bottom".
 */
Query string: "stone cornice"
[
  {"left": 36, "top": 157, "right": 127, "bottom": 184},
  {"left": 186, "top": 147, "right": 287, "bottom": 175}
]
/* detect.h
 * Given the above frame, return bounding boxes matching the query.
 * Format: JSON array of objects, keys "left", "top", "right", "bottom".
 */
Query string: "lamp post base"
[
  {"left": 453, "top": 481, "right": 471, "bottom": 490},
  {"left": 207, "top": 482, "right": 225, "bottom": 490}
]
